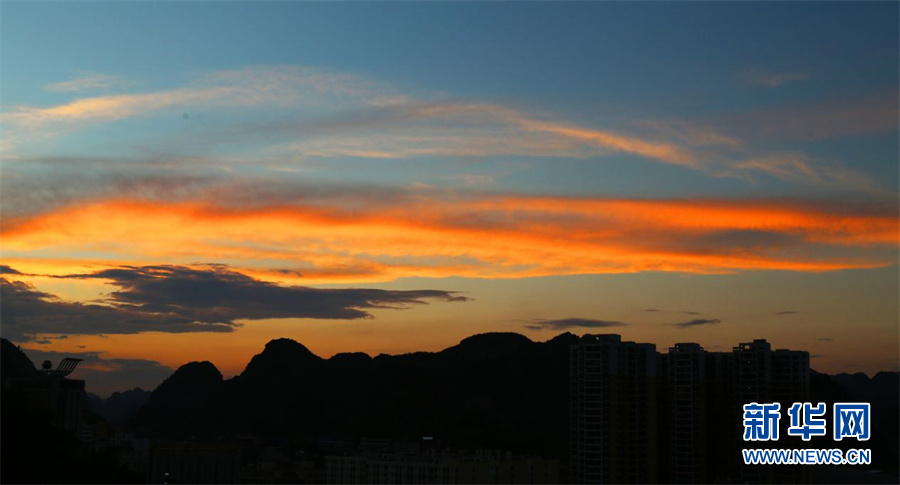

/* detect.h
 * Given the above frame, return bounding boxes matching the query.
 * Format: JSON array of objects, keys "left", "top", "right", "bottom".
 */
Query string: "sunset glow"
[{"left": 1, "top": 1, "right": 897, "bottom": 396}]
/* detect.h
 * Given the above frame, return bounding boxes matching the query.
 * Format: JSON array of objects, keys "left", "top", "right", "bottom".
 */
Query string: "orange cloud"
[
  {"left": 45, "top": 73, "right": 125, "bottom": 93},
  {"left": 3, "top": 66, "right": 375, "bottom": 129},
  {"left": 2, "top": 193, "right": 895, "bottom": 284},
  {"left": 2, "top": 87, "right": 238, "bottom": 127}
]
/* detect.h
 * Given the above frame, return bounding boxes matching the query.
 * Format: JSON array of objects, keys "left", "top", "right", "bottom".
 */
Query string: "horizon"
[
  {"left": 13, "top": 329, "right": 896, "bottom": 399},
  {"left": 2, "top": 2, "right": 898, "bottom": 400}
]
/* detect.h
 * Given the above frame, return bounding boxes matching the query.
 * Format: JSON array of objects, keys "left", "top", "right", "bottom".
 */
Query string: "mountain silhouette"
[
  {"left": 832, "top": 371, "right": 900, "bottom": 402},
  {"left": 129, "top": 361, "right": 222, "bottom": 434},
  {"left": 126, "top": 332, "right": 898, "bottom": 473},
  {"left": 1, "top": 334, "right": 898, "bottom": 481},
  {"left": 1, "top": 337, "right": 38, "bottom": 382},
  {"left": 86, "top": 388, "right": 151, "bottom": 424},
  {"left": 240, "top": 337, "right": 325, "bottom": 382},
  {"left": 811, "top": 369, "right": 900, "bottom": 472},
  {"left": 130, "top": 332, "right": 579, "bottom": 458}
]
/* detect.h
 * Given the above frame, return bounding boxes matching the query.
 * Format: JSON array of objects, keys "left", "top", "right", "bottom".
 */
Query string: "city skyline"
[
  {"left": 1, "top": 1, "right": 898, "bottom": 395},
  {"left": 17, "top": 328, "right": 838, "bottom": 397}
]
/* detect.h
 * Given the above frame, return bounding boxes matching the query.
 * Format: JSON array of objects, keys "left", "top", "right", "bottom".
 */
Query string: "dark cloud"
[
  {"left": 671, "top": 229, "right": 799, "bottom": 254},
  {"left": 775, "top": 311, "right": 798, "bottom": 315},
  {"left": 19, "top": 348, "right": 172, "bottom": 397},
  {"left": 272, "top": 268, "right": 304, "bottom": 277},
  {"left": 0, "top": 265, "right": 23, "bottom": 275},
  {"left": 671, "top": 318, "right": 721, "bottom": 329},
  {"left": 1, "top": 265, "right": 466, "bottom": 341},
  {"left": 1, "top": 277, "right": 234, "bottom": 341},
  {"left": 524, "top": 318, "right": 626, "bottom": 331},
  {"left": 61, "top": 264, "right": 468, "bottom": 318},
  {"left": 819, "top": 337, "right": 833, "bottom": 342},
  {"left": 643, "top": 308, "right": 702, "bottom": 315},
  {"left": 33, "top": 335, "right": 68, "bottom": 345},
  {"left": 0, "top": 167, "right": 428, "bottom": 229}
]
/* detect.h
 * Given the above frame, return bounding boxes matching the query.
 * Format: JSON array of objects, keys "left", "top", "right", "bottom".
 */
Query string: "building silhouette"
[
  {"left": 733, "top": 339, "right": 810, "bottom": 484},
  {"left": 148, "top": 441, "right": 241, "bottom": 484},
  {"left": 569, "top": 335, "right": 659, "bottom": 484},
  {"left": 664, "top": 343, "right": 709, "bottom": 484},
  {"left": 3, "top": 357, "right": 86, "bottom": 433},
  {"left": 570, "top": 335, "right": 810, "bottom": 484},
  {"left": 325, "top": 439, "right": 560, "bottom": 484}
]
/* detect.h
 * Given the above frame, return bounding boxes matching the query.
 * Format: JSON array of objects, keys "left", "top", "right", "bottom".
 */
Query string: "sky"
[{"left": 1, "top": 1, "right": 897, "bottom": 396}]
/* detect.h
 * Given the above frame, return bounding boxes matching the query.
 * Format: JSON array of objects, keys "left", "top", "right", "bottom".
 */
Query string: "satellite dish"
[{"left": 42, "top": 360, "right": 52, "bottom": 370}]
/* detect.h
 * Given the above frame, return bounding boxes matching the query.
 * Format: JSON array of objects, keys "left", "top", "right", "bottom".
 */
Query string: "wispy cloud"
[
  {"left": 4, "top": 87, "right": 231, "bottom": 127},
  {"left": 632, "top": 119, "right": 742, "bottom": 148},
  {"left": 671, "top": 318, "right": 721, "bottom": 329},
  {"left": 736, "top": 67, "right": 810, "bottom": 88},
  {"left": 7, "top": 66, "right": 375, "bottom": 128},
  {"left": 0, "top": 65, "right": 871, "bottom": 187},
  {"left": 266, "top": 99, "right": 702, "bottom": 169},
  {"left": 719, "top": 153, "right": 872, "bottom": 189},
  {"left": 33, "top": 335, "right": 68, "bottom": 345},
  {"left": 717, "top": 91, "right": 899, "bottom": 141},
  {"left": 45, "top": 72, "right": 126, "bottom": 93},
  {"left": 524, "top": 317, "right": 626, "bottom": 331},
  {"left": 0, "top": 66, "right": 378, "bottom": 156}
]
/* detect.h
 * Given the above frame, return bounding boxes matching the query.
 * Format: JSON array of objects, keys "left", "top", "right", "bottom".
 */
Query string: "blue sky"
[
  {"left": 3, "top": 1, "right": 897, "bottom": 196},
  {"left": 4, "top": 2, "right": 897, "bottom": 101}
]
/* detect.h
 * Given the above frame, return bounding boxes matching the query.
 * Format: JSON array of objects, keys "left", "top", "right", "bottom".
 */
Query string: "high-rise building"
[
  {"left": 666, "top": 343, "right": 708, "bottom": 484},
  {"left": 704, "top": 350, "right": 737, "bottom": 483},
  {"left": 570, "top": 336, "right": 809, "bottom": 484},
  {"left": 733, "top": 340, "right": 810, "bottom": 484},
  {"left": 570, "top": 335, "right": 659, "bottom": 484}
]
